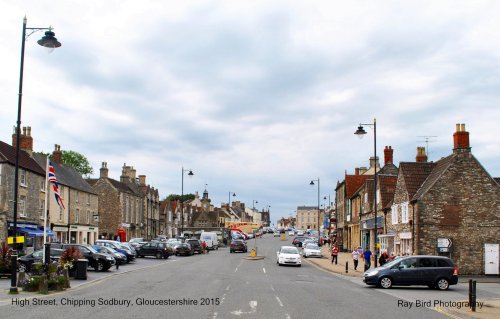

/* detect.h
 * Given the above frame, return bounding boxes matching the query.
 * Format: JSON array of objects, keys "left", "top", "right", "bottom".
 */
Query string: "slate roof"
[
  {"left": 398, "top": 162, "right": 437, "bottom": 200},
  {"left": 0, "top": 140, "right": 45, "bottom": 175},
  {"left": 87, "top": 177, "right": 135, "bottom": 194},
  {"left": 32, "top": 153, "right": 97, "bottom": 194},
  {"left": 412, "top": 155, "right": 454, "bottom": 202},
  {"left": 379, "top": 163, "right": 399, "bottom": 176}
]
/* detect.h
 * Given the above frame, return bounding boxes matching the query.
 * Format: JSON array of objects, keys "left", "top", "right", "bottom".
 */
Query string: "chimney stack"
[
  {"left": 52, "top": 144, "right": 63, "bottom": 163},
  {"left": 355, "top": 168, "right": 360, "bottom": 175},
  {"left": 453, "top": 123, "right": 470, "bottom": 153},
  {"left": 416, "top": 147, "right": 428, "bottom": 163},
  {"left": 12, "top": 126, "right": 34, "bottom": 155},
  {"left": 139, "top": 175, "right": 146, "bottom": 186},
  {"left": 100, "top": 162, "right": 109, "bottom": 178},
  {"left": 384, "top": 146, "right": 393, "bottom": 165}
]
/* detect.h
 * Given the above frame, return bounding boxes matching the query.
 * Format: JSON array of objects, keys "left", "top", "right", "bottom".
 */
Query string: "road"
[{"left": 0, "top": 235, "right": 472, "bottom": 318}]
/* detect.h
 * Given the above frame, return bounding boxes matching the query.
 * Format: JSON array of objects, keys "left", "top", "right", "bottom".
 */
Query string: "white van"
[{"left": 200, "top": 232, "right": 218, "bottom": 250}]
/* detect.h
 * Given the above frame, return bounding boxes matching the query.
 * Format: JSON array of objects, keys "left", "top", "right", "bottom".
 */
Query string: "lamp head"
[
  {"left": 310, "top": 180, "right": 315, "bottom": 186},
  {"left": 187, "top": 170, "right": 194, "bottom": 177},
  {"left": 37, "top": 29, "right": 61, "bottom": 53},
  {"left": 232, "top": 193, "right": 236, "bottom": 197},
  {"left": 354, "top": 125, "right": 367, "bottom": 139}
]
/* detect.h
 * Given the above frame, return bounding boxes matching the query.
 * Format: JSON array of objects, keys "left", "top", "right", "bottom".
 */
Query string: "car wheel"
[
  {"left": 140, "top": 255, "right": 144, "bottom": 258},
  {"left": 95, "top": 261, "right": 105, "bottom": 272},
  {"left": 156, "top": 252, "right": 162, "bottom": 259},
  {"left": 230, "top": 250, "right": 233, "bottom": 253},
  {"left": 18, "top": 263, "right": 27, "bottom": 272},
  {"left": 436, "top": 278, "right": 450, "bottom": 290},
  {"left": 164, "top": 254, "right": 169, "bottom": 259},
  {"left": 379, "top": 277, "right": 392, "bottom": 289}
]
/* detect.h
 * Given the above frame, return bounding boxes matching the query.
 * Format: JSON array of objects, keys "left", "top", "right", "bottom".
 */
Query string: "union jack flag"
[{"left": 49, "top": 161, "right": 65, "bottom": 209}]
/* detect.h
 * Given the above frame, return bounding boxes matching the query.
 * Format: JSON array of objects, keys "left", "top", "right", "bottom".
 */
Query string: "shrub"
[
  {"left": 60, "top": 247, "right": 83, "bottom": 270},
  {"left": 0, "top": 241, "right": 12, "bottom": 272}
]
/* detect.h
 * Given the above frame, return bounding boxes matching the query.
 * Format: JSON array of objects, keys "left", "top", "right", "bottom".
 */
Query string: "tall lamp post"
[
  {"left": 355, "top": 118, "right": 378, "bottom": 267},
  {"left": 180, "top": 167, "right": 194, "bottom": 236},
  {"left": 10, "top": 17, "right": 61, "bottom": 294},
  {"left": 309, "top": 178, "right": 320, "bottom": 241},
  {"left": 251, "top": 200, "right": 258, "bottom": 223}
]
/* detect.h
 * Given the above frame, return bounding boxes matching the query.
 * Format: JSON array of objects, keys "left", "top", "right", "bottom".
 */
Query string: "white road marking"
[
  {"left": 270, "top": 285, "right": 275, "bottom": 292},
  {"left": 231, "top": 301, "right": 258, "bottom": 316},
  {"left": 234, "top": 267, "right": 239, "bottom": 272},
  {"left": 285, "top": 314, "right": 291, "bottom": 319},
  {"left": 212, "top": 312, "right": 218, "bottom": 319},
  {"left": 275, "top": 296, "right": 283, "bottom": 307},
  {"left": 225, "top": 284, "right": 231, "bottom": 291},
  {"left": 263, "top": 267, "right": 266, "bottom": 273}
]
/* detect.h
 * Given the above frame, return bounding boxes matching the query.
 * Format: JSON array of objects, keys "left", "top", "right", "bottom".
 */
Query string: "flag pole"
[{"left": 43, "top": 156, "right": 50, "bottom": 263}]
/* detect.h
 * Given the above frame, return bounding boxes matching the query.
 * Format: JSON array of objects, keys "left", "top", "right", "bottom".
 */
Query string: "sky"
[{"left": 1, "top": 1, "right": 499, "bottom": 226}]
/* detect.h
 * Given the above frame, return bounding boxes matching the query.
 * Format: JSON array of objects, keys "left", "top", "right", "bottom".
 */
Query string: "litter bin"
[{"left": 75, "top": 259, "right": 88, "bottom": 280}]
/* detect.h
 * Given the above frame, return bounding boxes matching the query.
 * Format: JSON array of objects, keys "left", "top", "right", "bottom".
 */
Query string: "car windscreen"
[
  {"left": 305, "top": 244, "right": 319, "bottom": 250},
  {"left": 281, "top": 248, "right": 299, "bottom": 254}
]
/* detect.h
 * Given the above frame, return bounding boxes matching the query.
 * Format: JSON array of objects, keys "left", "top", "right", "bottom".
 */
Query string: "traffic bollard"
[
  {"left": 471, "top": 280, "right": 476, "bottom": 312},
  {"left": 345, "top": 261, "right": 348, "bottom": 273}
]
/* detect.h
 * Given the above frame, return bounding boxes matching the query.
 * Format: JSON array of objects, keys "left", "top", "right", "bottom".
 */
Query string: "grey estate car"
[{"left": 363, "top": 255, "right": 459, "bottom": 290}]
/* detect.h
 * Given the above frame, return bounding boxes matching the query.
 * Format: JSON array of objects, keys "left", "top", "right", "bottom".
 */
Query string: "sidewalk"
[{"left": 305, "top": 245, "right": 500, "bottom": 319}]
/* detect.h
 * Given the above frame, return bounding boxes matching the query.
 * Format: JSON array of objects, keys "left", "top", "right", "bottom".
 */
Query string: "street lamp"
[
  {"left": 309, "top": 178, "right": 320, "bottom": 241},
  {"left": 180, "top": 167, "right": 194, "bottom": 236},
  {"left": 355, "top": 118, "right": 378, "bottom": 267},
  {"left": 250, "top": 200, "right": 258, "bottom": 223},
  {"left": 10, "top": 16, "right": 61, "bottom": 294}
]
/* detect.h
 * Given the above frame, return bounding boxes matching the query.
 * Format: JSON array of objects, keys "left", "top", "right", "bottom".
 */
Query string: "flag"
[{"left": 49, "top": 161, "right": 65, "bottom": 209}]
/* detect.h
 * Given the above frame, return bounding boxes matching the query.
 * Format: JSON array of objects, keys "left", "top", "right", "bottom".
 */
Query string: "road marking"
[
  {"left": 231, "top": 301, "right": 258, "bottom": 316},
  {"left": 270, "top": 285, "right": 275, "bottom": 292},
  {"left": 263, "top": 267, "right": 266, "bottom": 273},
  {"left": 234, "top": 267, "right": 239, "bottom": 272},
  {"left": 434, "top": 307, "right": 464, "bottom": 319},
  {"left": 275, "top": 295, "right": 283, "bottom": 307},
  {"left": 285, "top": 314, "right": 291, "bottom": 319},
  {"left": 220, "top": 293, "right": 227, "bottom": 305},
  {"left": 225, "top": 284, "right": 231, "bottom": 291},
  {"left": 212, "top": 312, "right": 218, "bottom": 319}
]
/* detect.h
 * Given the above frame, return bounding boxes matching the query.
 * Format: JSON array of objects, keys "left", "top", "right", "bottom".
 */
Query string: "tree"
[
  {"left": 56, "top": 150, "right": 94, "bottom": 176},
  {"left": 165, "top": 194, "right": 195, "bottom": 202}
]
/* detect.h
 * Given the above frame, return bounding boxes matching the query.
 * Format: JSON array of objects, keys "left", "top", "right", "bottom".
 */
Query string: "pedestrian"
[
  {"left": 202, "top": 241, "right": 207, "bottom": 254},
  {"left": 331, "top": 244, "right": 339, "bottom": 264},
  {"left": 352, "top": 247, "right": 360, "bottom": 270},
  {"left": 363, "top": 247, "right": 372, "bottom": 271},
  {"left": 379, "top": 251, "right": 389, "bottom": 266}
]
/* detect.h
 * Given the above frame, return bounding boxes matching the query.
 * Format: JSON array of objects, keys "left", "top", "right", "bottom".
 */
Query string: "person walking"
[
  {"left": 379, "top": 251, "right": 389, "bottom": 266},
  {"left": 352, "top": 247, "right": 360, "bottom": 270},
  {"left": 363, "top": 247, "right": 372, "bottom": 271},
  {"left": 202, "top": 241, "right": 207, "bottom": 254},
  {"left": 331, "top": 244, "right": 339, "bottom": 264}
]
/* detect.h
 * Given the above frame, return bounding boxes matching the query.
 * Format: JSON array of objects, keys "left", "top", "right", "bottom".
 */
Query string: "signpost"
[{"left": 437, "top": 238, "right": 453, "bottom": 253}]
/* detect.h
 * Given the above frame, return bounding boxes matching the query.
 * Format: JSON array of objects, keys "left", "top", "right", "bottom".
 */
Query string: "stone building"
[
  {"left": 389, "top": 124, "right": 500, "bottom": 275},
  {"left": 87, "top": 162, "right": 143, "bottom": 240},
  {"left": 138, "top": 174, "right": 160, "bottom": 239},
  {"left": 33, "top": 145, "right": 99, "bottom": 244},
  {"left": 295, "top": 206, "right": 323, "bottom": 231},
  {"left": 0, "top": 129, "right": 46, "bottom": 251}
]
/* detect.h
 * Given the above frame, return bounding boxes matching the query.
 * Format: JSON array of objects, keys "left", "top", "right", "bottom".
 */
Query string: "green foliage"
[
  {"left": 60, "top": 246, "right": 83, "bottom": 269},
  {"left": 165, "top": 194, "right": 195, "bottom": 202},
  {"left": 59, "top": 150, "right": 94, "bottom": 176}
]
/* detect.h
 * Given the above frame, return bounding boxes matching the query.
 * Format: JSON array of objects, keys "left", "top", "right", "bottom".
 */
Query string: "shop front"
[{"left": 8, "top": 222, "right": 54, "bottom": 254}]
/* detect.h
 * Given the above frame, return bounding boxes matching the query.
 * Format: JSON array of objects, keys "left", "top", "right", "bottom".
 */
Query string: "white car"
[
  {"left": 288, "top": 230, "right": 295, "bottom": 236},
  {"left": 276, "top": 246, "right": 301, "bottom": 267},
  {"left": 297, "top": 230, "right": 305, "bottom": 236},
  {"left": 273, "top": 232, "right": 280, "bottom": 237},
  {"left": 302, "top": 243, "right": 322, "bottom": 258}
]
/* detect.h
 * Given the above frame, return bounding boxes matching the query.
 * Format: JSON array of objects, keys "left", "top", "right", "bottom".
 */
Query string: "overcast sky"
[{"left": 1, "top": 1, "right": 499, "bottom": 225}]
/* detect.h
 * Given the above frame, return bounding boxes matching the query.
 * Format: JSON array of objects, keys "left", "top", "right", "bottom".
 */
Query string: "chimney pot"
[{"left": 453, "top": 123, "right": 470, "bottom": 152}]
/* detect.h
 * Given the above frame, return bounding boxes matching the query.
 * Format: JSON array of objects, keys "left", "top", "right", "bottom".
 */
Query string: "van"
[{"left": 200, "top": 232, "right": 218, "bottom": 250}]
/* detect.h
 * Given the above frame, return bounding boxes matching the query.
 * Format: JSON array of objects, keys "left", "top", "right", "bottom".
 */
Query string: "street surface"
[{"left": 0, "top": 235, "right": 494, "bottom": 319}]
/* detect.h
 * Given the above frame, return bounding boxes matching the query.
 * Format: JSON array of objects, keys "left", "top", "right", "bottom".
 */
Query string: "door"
[{"left": 485, "top": 244, "right": 499, "bottom": 275}]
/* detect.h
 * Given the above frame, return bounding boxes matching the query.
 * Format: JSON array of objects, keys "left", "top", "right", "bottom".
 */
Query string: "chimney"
[
  {"left": 52, "top": 144, "right": 63, "bottom": 163},
  {"left": 369, "top": 156, "right": 380, "bottom": 171},
  {"left": 453, "top": 123, "right": 470, "bottom": 153},
  {"left": 100, "top": 162, "right": 109, "bottom": 178},
  {"left": 139, "top": 175, "right": 146, "bottom": 186},
  {"left": 384, "top": 146, "right": 393, "bottom": 165},
  {"left": 416, "top": 147, "right": 428, "bottom": 163},
  {"left": 355, "top": 168, "right": 360, "bottom": 175},
  {"left": 358, "top": 167, "right": 368, "bottom": 175},
  {"left": 12, "top": 126, "right": 34, "bottom": 155}
]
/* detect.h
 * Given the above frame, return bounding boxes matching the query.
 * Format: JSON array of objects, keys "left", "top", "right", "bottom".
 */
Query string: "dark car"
[
  {"left": 137, "top": 242, "right": 173, "bottom": 259},
  {"left": 17, "top": 248, "right": 64, "bottom": 272},
  {"left": 230, "top": 240, "right": 247, "bottom": 253},
  {"left": 292, "top": 236, "right": 307, "bottom": 247},
  {"left": 363, "top": 255, "right": 459, "bottom": 290},
  {"left": 175, "top": 243, "right": 194, "bottom": 256},
  {"left": 60, "top": 244, "right": 115, "bottom": 272},
  {"left": 92, "top": 245, "right": 127, "bottom": 265},
  {"left": 186, "top": 239, "right": 203, "bottom": 254},
  {"left": 95, "top": 240, "right": 136, "bottom": 263}
]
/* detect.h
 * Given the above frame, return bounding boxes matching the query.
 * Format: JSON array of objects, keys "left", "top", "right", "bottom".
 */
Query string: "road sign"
[
  {"left": 7, "top": 236, "right": 25, "bottom": 244},
  {"left": 437, "top": 238, "right": 452, "bottom": 248}
]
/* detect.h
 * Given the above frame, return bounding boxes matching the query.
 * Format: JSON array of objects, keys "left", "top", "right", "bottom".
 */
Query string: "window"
[
  {"left": 419, "top": 258, "right": 436, "bottom": 268},
  {"left": 39, "top": 199, "right": 45, "bottom": 219},
  {"left": 364, "top": 192, "right": 368, "bottom": 204},
  {"left": 40, "top": 179, "right": 45, "bottom": 192},
  {"left": 391, "top": 204, "right": 398, "bottom": 224},
  {"left": 401, "top": 202, "right": 409, "bottom": 224},
  {"left": 19, "top": 195, "right": 26, "bottom": 217},
  {"left": 59, "top": 207, "right": 63, "bottom": 221},
  {"left": 75, "top": 208, "right": 80, "bottom": 223},
  {"left": 20, "top": 169, "right": 27, "bottom": 186},
  {"left": 87, "top": 210, "right": 91, "bottom": 224},
  {"left": 87, "top": 194, "right": 91, "bottom": 205},
  {"left": 75, "top": 191, "right": 79, "bottom": 203}
]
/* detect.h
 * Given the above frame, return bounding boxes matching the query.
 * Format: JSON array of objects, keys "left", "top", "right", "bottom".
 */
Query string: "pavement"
[{"left": 304, "top": 245, "right": 500, "bottom": 319}]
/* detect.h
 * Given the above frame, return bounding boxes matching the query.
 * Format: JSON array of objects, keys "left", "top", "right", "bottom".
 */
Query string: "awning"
[{"left": 17, "top": 227, "right": 54, "bottom": 237}]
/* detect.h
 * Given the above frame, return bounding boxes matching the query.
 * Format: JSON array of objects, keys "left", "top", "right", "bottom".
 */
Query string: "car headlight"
[
  {"left": 366, "top": 270, "right": 379, "bottom": 276},
  {"left": 106, "top": 256, "right": 114, "bottom": 260}
]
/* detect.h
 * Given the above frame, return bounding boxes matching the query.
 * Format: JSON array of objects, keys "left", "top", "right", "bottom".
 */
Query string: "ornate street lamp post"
[
  {"left": 309, "top": 178, "right": 320, "bottom": 241},
  {"left": 10, "top": 16, "right": 61, "bottom": 294},
  {"left": 180, "top": 167, "right": 194, "bottom": 236},
  {"left": 355, "top": 118, "right": 379, "bottom": 267}
]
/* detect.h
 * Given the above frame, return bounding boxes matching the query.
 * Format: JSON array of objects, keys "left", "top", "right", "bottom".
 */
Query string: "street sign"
[
  {"left": 437, "top": 238, "right": 452, "bottom": 248},
  {"left": 7, "top": 236, "right": 25, "bottom": 244}
]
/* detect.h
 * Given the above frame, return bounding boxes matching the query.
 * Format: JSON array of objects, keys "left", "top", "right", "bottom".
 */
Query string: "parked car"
[
  {"left": 92, "top": 245, "right": 127, "bottom": 265},
  {"left": 129, "top": 238, "right": 147, "bottom": 250},
  {"left": 276, "top": 246, "right": 301, "bottom": 267},
  {"left": 273, "top": 232, "right": 280, "bottom": 237},
  {"left": 186, "top": 239, "right": 203, "bottom": 254},
  {"left": 175, "top": 243, "right": 194, "bottom": 256},
  {"left": 137, "top": 242, "right": 173, "bottom": 259},
  {"left": 230, "top": 240, "right": 247, "bottom": 253},
  {"left": 362, "top": 255, "right": 459, "bottom": 290},
  {"left": 59, "top": 244, "right": 115, "bottom": 272},
  {"left": 302, "top": 243, "right": 322, "bottom": 258},
  {"left": 17, "top": 248, "right": 64, "bottom": 272},
  {"left": 95, "top": 240, "right": 136, "bottom": 263}
]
